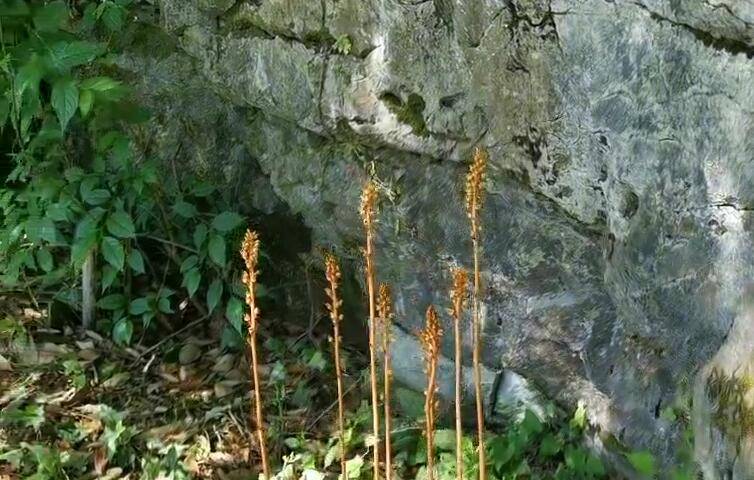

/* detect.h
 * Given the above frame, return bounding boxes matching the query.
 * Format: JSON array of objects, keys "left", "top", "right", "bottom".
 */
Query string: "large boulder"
[{"left": 133, "top": 0, "right": 754, "bottom": 476}]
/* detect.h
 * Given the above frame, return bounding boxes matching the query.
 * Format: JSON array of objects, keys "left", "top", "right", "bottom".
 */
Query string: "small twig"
[{"left": 138, "top": 234, "right": 199, "bottom": 254}]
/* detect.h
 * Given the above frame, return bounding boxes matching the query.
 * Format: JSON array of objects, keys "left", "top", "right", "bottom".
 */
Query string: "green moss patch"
[{"left": 379, "top": 92, "right": 428, "bottom": 137}]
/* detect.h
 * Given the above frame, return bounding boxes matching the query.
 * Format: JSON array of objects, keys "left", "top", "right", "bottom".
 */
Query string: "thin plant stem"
[
  {"left": 378, "top": 284, "right": 394, "bottom": 480},
  {"left": 325, "top": 254, "right": 348, "bottom": 478},
  {"left": 421, "top": 306, "right": 443, "bottom": 480},
  {"left": 241, "top": 230, "right": 270, "bottom": 480},
  {"left": 465, "top": 147, "right": 488, "bottom": 480},
  {"left": 361, "top": 181, "right": 381, "bottom": 480},
  {"left": 451, "top": 268, "right": 468, "bottom": 480}
]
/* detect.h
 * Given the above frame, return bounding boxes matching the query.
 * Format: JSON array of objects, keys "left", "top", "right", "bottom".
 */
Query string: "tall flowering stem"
[
  {"left": 377, "top": 284, "right": 394, "bottom": 480},
  {"left": 360, "top": 180, "right": 381, "bottom": 480},
  {"left": 241, "top": 229, "right": 270, "bottom": 479},
  {"left": 420, "top": 306, "right": 443, "bottom": 480},
  {"left": 450, "top": 268, "right": 468, "bottom": 480},
  {"left": 325, "top": 253, "right": 347, "bottom": 478},
  {"left": 465, "top": 146, "right": 488, "bottom": 479}
]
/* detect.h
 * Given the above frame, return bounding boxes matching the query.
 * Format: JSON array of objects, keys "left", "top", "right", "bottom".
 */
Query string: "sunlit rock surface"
[{"left": 133, "top": 0, "right": 754, "bottom": 476}]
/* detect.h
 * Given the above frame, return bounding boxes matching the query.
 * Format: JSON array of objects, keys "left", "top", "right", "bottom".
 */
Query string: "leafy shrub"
[{"left": 0, "top": 1, "right": 253, "bottom": 345}]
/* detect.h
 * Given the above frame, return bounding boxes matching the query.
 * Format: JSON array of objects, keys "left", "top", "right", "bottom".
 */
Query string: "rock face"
[{"left": 138, "top": 0, "right": 754, "bottom": 476}]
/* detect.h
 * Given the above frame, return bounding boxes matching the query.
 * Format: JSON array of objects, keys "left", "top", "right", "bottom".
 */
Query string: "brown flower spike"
[
  {"left": 465, "top": 146, "right": 488, "bottom": 480},
  {"left": 360, "top": 180, "right": 381, "bottom": 480},
  {"left": 240, "top": 230, "right": 270, "bottom": 479},
  {"left": 377, "top": 284, "right": 394, "bottom": 480},
  {"left": 450, "top": 268, "right": 468, "bottom": 480},
  {"left": 420, "top": 305, "right": 443, "bottom": 480},
  {"left": 325, "top": 253, "right": 348, "bottom": 479}
]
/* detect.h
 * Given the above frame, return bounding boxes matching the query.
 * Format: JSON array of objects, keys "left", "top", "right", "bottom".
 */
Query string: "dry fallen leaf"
[
  {"left": 214, "top": 380, "right": 241, "bottom": 398},
  {"left": 0, "top": 353, "right": 11, "bottom": 371},
  {"left": 101, "top": 372, "right": 130, "bottom": 389},
  {"left": 212, "top": 354, "right": 236, "bottom": 373}
]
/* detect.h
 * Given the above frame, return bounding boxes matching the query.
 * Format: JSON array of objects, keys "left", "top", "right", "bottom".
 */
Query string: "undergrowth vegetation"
[
  {"left": 0, "top": 2, "right": 698, "bottom": 480},
  {"left": 0, "top": 0, "right": 252, "bottom": 349}
]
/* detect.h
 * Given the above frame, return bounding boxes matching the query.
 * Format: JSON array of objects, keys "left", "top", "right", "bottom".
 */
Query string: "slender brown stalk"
[
  {"left": 241, "top": 230, "right": 270, "bottom": 479},
  {"left": 420, "top": 306, "right": 443, "bottom": 480},
  {"left": 451, "top": 268, "right": 468, "bottom": 480},
  {"left": 360, "top": 180, "right": 381, "bottom": 480},
  {"left": 465, "top": 146, "right": 488, "bottom": 480},
  {"left": 377, "top": 284, "right": 394, "bottom": 480},
  {"left": 325, "top": 253, "right": 347, "bottom": 478}
]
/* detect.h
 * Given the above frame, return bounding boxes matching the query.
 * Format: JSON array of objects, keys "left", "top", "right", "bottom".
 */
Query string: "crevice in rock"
[
  {"left": 505, "top": 0, "right": 561, "bottom": 43},
  {"left": 316, "top": 0, "right": 330, "bottom": 130},
  {"left": 711, "top": 202, "right": 754, "bottom": 211},
  {"left": 630, "top": 1, "right": 754, "bottom": 58}
]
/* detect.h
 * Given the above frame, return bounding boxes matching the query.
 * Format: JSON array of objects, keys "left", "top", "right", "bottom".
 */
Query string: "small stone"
[{"left": 179, "top": 343, "right": 202, "bottom": 365}]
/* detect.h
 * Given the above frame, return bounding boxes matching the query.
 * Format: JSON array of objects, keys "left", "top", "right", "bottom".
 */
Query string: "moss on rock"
[{"left": 379, "top": 92, "right": 428, "bottom": 137}]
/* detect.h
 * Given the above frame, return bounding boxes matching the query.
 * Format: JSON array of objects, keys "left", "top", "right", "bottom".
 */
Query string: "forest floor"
[{"left": 0, "top": 297, "right": 375, "bottom": 480}]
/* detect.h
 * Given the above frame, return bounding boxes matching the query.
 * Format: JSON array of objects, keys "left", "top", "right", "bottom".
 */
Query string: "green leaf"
[
  {"left": 33, "top": 1, "right": 68, "bottom": 32},
  {"left": 183, "top": 268, "right": 201, "bottom": 298},
  {"left": 585, "top": 455, "right": 606, "bottom": 476},
  {"left": 180, "top": 255, "right": 198, "bottom": 273},
  {"left": 0, "top": 96, "right": 9, "bottom": 128},
  {"left": 345, "top": 455, "right": 363, "bottom": 479},
  {"left": 208, "top": 234, "right": 226, "bottom": 267},
  {"left": 112, "top": 318, "right": 133, "bottom": 346},
  {"left": 211, "top": 212, "right": 244, "bottom": 232},
  {"left": 434, "top": 429, "right": 456, "bottom": 451},
  {"left": 25, "top": 217, "right": 57, "bottom": 243},
  {"left": 538, "top": 433, "right": 561, "bottom": 458},
  {"left": 2, "top": 404, "right": 45, "bottom": 431},
  {"left": 106, "top": 210, "right": 135, "bottom": 238},
  {"left": 82, "top": 188, "right": 111, "bottom": 206},
  {"left": 570, "top": 402, "right": 587, "bottom": 430},
  {"left": 51, "top": 78, "right": 78, "bottom": 132},
  {"left": 520, "top": 410, "right": 543, "bottom": 438},
  {"left": 80, "top": 76, "right": 121, "bottom": 91},
  {"left": 101, "top": 265, "right": 117, "bottom": 292},
  {"left": 101, "top": 3, "right": 125, "bottom": 31},
  {"left": 157, "top": 297, "right": 173, "bottom": 314},
  {"left": 101, "top": 237, "right": 125, "bottom": 271},
  {"left": 129, "top": 297, "right": 151, "bottom": 316},
  {"left": 627, "top": 451, "right": 656, "bottom": 477},
  {"left": 71, "top": 216, "right": 100, "bottom": 267},
  {"left": 172, "top": 200, "right": 197, "bottom": 219},
  {"left": 97, "top": 294, "right": 127, "bottom": 310},
  {"left": 79, "top": 89, "right": 94, "bottom": 117},
  {"left": 193, "top": 224, "right": 207, "bottom": 250},
  {"left": 128, "top": 250, "right": 145, "bottom": 274},
  {"left": 207, "top": 279, "right": 223, "bottom": 314},
  {"left": 15, "top": 58, "right": 43, "bottom": 100},
  {"left": 64, "top": 167, "right": 85, "bottom": 182},
  {"left": 36, "top": 248, "right": 54, "bottom": 273},
  {"left": 191, "top": 182, "right": 215, "bottom": 197},
  {"left": 47, "top": 40, "right": 104, "bottom": 72},
  {"left": 225, "top": 296, "right": 244, "bottom": 333}
]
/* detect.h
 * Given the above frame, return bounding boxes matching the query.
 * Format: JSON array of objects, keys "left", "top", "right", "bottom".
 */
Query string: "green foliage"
[
  {"left": 626, "top": 451, "right": 656, "bottom": 478},
  {"left": 0, "top": 0, "right": 256, "bottom": 345},
  {"left": 379, "top": 92, "right": 428, "bottom": 137},
  {"left": 333, "top": 34, "right": 353, "bottom": 55}
]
